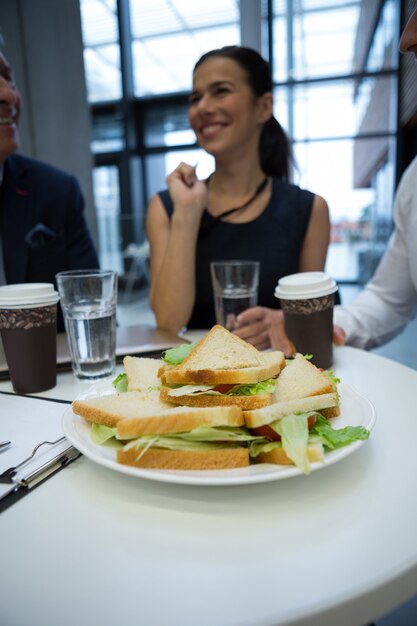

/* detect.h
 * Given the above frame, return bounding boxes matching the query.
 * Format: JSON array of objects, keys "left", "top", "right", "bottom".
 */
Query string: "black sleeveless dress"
[{"left": 158, "top": 177, "right": 314, "bottom": 329}]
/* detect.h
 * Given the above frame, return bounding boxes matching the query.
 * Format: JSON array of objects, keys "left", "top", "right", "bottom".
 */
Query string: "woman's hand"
[
  {"left": 232, "top": 306, "right": 295, "bottom": 354},
  {"left": 233, "top": 306, "right": 347, "bottom": 353},
  {"left": 166, "top": 162, "right": 207, "bottom": 228}
]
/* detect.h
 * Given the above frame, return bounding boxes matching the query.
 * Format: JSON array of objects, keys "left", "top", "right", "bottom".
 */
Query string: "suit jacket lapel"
[{"left": 1, "top": 155, "right": 34, "bottom": 283}]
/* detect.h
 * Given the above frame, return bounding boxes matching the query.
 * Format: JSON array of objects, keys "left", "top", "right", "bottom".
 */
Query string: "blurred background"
[{"left": 1, "top": 0, "right": 417, "bottom": 370}]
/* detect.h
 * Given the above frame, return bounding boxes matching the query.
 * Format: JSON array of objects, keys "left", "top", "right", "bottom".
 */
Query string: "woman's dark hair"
[{"left": 194, "top": 45, "right": 292, "bottom": 181}]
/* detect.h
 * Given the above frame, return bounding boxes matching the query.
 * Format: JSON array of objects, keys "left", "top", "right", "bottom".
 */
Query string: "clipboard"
[{"left": 0, "top": 393, "right": 80, "bottom": 513}]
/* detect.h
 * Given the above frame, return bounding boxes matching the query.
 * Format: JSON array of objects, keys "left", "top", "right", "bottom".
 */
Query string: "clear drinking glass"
[
  {"left": 210, "top": 260, "right": 260, "bottom": 331},
  {"left": 56, "top": 270, "right": 118, "bottom": 380}
]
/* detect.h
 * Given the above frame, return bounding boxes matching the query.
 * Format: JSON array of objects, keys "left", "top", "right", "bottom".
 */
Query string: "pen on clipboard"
[{"left": 0, "top": 441, "right": 11, "bottom": 452}]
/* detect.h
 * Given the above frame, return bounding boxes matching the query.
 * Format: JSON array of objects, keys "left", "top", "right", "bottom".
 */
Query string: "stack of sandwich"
[{"left": 72, "top": 325, "right": 368, "bottom": 474}]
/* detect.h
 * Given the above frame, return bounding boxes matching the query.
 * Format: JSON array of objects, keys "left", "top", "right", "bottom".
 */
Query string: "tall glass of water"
[
  {"left": 56, "top": 269, "right": 118, "bottom": 380},
  {"left": 210, "top": 260, "right": 260, "bottom": 330}
]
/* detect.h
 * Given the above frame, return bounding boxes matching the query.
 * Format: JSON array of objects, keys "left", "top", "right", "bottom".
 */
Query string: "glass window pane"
[
  {"left": 92, "top": 166, "right": 123, "bottom": 273},
  {"left": 132, "top": 26, "right": 239, "bottom": 96},
  {"left": 274, "top": 76, "right": 397, "bottom": 142},
  {"left": 130, "top": 0, "right": 237, "bottom": 35},
  {"left": 92, "top": 113, "right": 125, "bottom": 153},
  {"left": 80, "top": 0, "right": 122, "bottom": 101},
  {"left": 80, "top": 0, "right": 118, "bottom": 45},
  {"left": 355, "top": 74, "right": 398, "bottom": 135},
  {"left": 129, "top": 0, "right": 239, "bottom": 96},
  {"left": 143, "top": 103, "right": 192, "bottom": 148},
  {"left": 366, "top": 0, "right": 399, "bottom": 72},
  {"left": 292, "top": 138, "right": 395, "bottom": 283},
  {"left": 273, "top": 0, "right": 361, "bottom": 81}
]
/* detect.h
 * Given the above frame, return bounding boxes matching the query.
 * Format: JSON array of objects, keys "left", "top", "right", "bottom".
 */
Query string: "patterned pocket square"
[{"left": 25, "top": 223, "right": 58, "bottom": 249}]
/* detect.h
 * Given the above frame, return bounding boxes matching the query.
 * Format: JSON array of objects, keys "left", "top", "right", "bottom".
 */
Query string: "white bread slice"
[
  {"left": 117, "top": 403, "right": 244, "bottom": 437},
  {"left": 160, "top": 386, "right": 272, "bottom": 410},
  {"left": 163, "top": 325, "right": 286, "bottom": 385},
  {"left": 178, "top": 325, "right": 264, "bottom": 369},
  {"left": 164, "top": 350, "right": 285, "bottom": 385},
  {"left": 244, "top": 392, "right": 338, "bottom": 428},
  {"left": 72, "top": 390, "right": 174, "bottom": 428},
  {"left": 123, "top": 356, "right": 162, "bottom": 391},
  {"left": 255, "top": 443, "right": 324, "bottom": 466},
  {"left": 117, "top": 446, "right": 249, "bottom": 470},
  {"left": 272, "top": 353, "right": 334, "bottom": 403}
]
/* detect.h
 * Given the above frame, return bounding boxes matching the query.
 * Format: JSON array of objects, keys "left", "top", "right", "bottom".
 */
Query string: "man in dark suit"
[{"left": 0, "top": 48, "right": 99, "bottom": 329}]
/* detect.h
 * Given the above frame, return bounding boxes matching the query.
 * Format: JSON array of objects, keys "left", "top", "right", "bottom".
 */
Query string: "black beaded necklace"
[{"left": 205, "top": 175, "right": 269, "bottom": 224}]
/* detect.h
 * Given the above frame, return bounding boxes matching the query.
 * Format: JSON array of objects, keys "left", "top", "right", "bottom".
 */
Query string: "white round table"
[{"left": 0, "top": 345, "right": 416, "bottom": 626}]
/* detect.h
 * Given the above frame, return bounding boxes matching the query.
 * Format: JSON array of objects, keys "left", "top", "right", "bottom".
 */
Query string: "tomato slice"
[
  {"left": 251, "top": 425, "right": 281, "bottom": 441},
  {"left": 213, "top": 384, "right": 235, "bottom": 394}
]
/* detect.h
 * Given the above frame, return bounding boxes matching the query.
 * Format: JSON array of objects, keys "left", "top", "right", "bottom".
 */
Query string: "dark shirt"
[
  {"left": 159, "top": 177, "right": 314, "bottom": 329},
  {"left": 0, "top": 154, "right": 99, "bottom": 331}
]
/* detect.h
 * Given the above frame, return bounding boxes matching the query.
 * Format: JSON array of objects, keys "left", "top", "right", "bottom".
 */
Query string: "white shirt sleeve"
[{"left": 333, "top": 156, "right": 417, "bottom": 350}]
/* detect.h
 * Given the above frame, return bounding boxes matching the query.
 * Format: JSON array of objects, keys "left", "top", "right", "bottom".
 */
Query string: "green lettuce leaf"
[
  {"left": 167, "top": 379, "right": 276, "bottom": 398},
  {"left": 249, "top": 439, "right": 283, "bottom": 457},
  {"left": 169, "top": 426, "right": 264, "bottom": 443},
  {"left": 227, "top": 379, "right": 277, "bottom": 396},
  {"left": 249, "top": 434, "right": 324, "bottom": 459},
  {"left": 311, "top": 414, "right": 369, "bottom": 449},
  {"left": 162, "top": 343, "right": 196, "bottom": 365},
  {"left": 124, "top": 437, "right": 245, "bottom": 453},
  {"left": 322, "top": 369, "right": 341, "bottom": 388},
  {"left": 112, "top": 373, "right": 128, "bottom": 393},
  {"left": 248, "top": 412, "right": 313, "bottom": 474},
  {"left": 91, "top": 423, "right": 122, "bottom": 447},
  {"left": 118, "top": 425, "right": 263, "bottom": 443},
  {"left": 274, "top": 413, "right": 312, "bottom": 475}
]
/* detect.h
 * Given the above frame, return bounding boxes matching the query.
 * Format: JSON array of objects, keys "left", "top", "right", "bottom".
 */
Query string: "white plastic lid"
[
  {"left": 274, "top": 272, "right": 337, "bottom": 300},
  {"left": 0, "top": 283, "right": 60, "bottom": 308}
]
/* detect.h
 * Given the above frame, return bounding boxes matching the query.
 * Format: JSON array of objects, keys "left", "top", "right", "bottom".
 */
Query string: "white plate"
[{"left": 62, "top": 381, "right": 376, "bottom": 486}]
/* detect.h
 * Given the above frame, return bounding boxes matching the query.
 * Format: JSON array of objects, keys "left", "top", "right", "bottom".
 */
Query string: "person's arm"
[
  {"left": 333, "top": 224, "right": 417, "bottom": 349},
  {"left": 146, "top": 163, "right": 207, "bottom": 333},
  {"left": 333, "top": 161, "right": 417, "bottom": 350},
  {"left": 234, "top": 194, "right": 330, "bottom": 351}
]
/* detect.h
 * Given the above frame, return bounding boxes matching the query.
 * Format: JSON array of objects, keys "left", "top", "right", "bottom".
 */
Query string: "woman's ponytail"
[{"left": 260, "top": 117, "right": 292, "bottom": 181}]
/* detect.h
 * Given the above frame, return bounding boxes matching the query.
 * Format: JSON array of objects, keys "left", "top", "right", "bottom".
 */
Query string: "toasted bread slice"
[
  {"left": 272, "top": 353, "right": 334, "bottom": 402},
  {"left": 244, "top": 392, "right": 338, "bottom": 428},
  {"left": 319, "top": 406, "right": 341, "bottom": 419},
  {"left": 163, "top": 326, "right": 286, "bottom": 384},
  {"left": 72, "top": 390, "right": 173, "bottom": 428},
  {"left": 255, "top": 443, "right": 324, "bottom": 466},
  {"left": 123, "top": 356, "right": 162, "bottom": 391},
  {"left": 179, "top": 325, "right": 264, "bottom": 369},
  {"left": 117, "top": 403, "right": 244, "bottom": 438},
  {"left": 160, "top": 386, "right": 272, "bottom": 410},
  {"left": 164, "top": 350, "right": 285, "bottom": 385},
  {"left": 117, "top": 446, "right": 249, "bottom": 470}
]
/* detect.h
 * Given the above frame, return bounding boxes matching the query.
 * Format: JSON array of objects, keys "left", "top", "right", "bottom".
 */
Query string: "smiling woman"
[{"left": 146, "top": 45, "right": 331, "bottom": 350}]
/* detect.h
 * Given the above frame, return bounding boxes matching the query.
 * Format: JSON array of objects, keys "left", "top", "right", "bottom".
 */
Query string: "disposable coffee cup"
[
  {"left": 0, "top": 283, "right": 59, "bottom": 393},
  {"left": 274, "top": 272, "right": 337, "bottom": 369}
]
